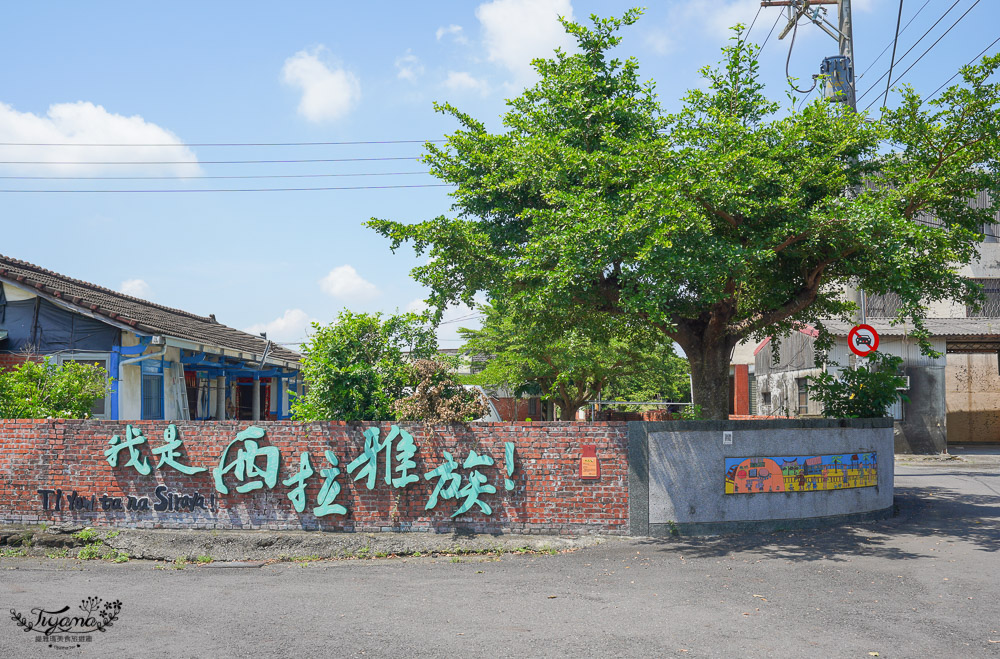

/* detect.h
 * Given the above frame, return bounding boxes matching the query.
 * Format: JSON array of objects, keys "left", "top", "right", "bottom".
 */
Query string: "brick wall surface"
[
  {"left": 0, "top": 353, "right": 41, "bottom": 371},
  {"left": 0, "top": 420, "right": 629, "bottom": 535}
]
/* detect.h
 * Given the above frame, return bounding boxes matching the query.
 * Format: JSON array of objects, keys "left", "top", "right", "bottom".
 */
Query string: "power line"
[
  {"left": 856, "top": 0, "right": 932, "bottom": 81},
  {"left": 0, "top": 183, "right": 454, "bottom": 193},
  {"left": 0, "top": 171, "right": 430, "bottom": 181},
  {"left": 0, "top": 139, "right": 446, "bottom": 147},
  {"left": 926, "top": 34, "right": 1000, "bottom": 99},
  {"left": 747, "top": 3, "right": 763, "bottom": 36},
  {"left": 856, "top": 0, "right": 963, "bottom": 105},
  {"left": 0, "top": 156, "right": 420, "bottom": 165},
  {"left": 759, "top": 10, "right": 783, "bottom": 55},
  {"left": 882, "top": 0, "right": 907, "bottom": 110},
  {"left": 863, "top": 0, "right": 983, "bottom": 112}
]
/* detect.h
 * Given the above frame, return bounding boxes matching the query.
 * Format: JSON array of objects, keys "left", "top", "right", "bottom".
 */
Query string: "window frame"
[{"left": 56, "top": 352, "right": 111, "bottom": 419}]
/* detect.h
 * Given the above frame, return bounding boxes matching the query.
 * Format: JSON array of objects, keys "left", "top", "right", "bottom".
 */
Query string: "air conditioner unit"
[
  {"left": 896, "top": 376, "right": 910, "bottom": 391},
  {"left": 151, "top": 335, "right": 166, "bottom": 345}
]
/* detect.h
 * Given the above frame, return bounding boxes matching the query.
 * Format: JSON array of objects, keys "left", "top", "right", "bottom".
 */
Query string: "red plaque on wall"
[{"left": 580, "top": 445, "right": 600, "bottom": 480}]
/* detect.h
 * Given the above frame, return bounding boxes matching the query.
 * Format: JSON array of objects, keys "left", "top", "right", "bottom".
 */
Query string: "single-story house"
[{"left": 0, "top": 254, "right": 301, "bottom": 421}]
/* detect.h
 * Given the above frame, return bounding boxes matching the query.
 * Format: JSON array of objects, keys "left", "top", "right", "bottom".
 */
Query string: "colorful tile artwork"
[{"left": 724, "top": 453, "right": 877, "bottom": 494}]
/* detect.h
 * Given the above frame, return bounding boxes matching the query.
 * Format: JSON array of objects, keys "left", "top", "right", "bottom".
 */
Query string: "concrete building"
[
  {"left": 0, "top": 254, "right": 301, "bottom": 421},
  {"left": 749, "top": 228, "right": 1000, "bottom": 453}
]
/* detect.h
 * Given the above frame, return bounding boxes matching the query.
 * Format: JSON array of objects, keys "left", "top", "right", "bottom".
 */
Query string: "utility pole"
[{"left": 764, "top": 0, "right": 866, "bottom": 325}]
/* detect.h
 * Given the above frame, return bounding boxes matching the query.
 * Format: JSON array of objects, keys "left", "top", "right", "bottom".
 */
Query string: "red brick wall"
[
  {"left": 0, "top": 420, "right": 629, "bottom": 535},
  {"left": 0, "top": 353, "right": 41, "bottom": 371}
]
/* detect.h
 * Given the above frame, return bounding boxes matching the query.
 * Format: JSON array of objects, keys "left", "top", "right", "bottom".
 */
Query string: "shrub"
[{"left": 809, "top": 351, "right": 908, "bottom": 418}]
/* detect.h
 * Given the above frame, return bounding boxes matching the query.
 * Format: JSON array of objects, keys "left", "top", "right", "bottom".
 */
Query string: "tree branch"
[{"left": 696, "top": 197, "right": 740, "bottom": 228}]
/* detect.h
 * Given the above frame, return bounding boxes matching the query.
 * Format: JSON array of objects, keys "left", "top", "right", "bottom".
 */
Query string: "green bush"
[
  {"left": 0, "top": 357, "right": 109, "bottom": 419},
  {"left": 809, "top": 352, "right": 908, "bottom": 418},
  {"left": 291, "top": 310, "right": 438, "bottom": 421}
]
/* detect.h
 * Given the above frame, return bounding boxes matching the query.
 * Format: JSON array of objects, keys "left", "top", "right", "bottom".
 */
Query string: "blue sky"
[{"left": 2, "top": 0, "right": 996, "bottom": 350}]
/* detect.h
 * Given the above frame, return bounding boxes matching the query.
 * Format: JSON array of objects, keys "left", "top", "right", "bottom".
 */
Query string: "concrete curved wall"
[{"left": 628, "top": 418, "right": 894, "bottom": 535}]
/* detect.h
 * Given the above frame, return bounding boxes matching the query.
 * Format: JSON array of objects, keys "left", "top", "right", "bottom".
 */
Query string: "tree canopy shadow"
[{"left": 634, "top": 481, "right": 1000, "bottom": 562}]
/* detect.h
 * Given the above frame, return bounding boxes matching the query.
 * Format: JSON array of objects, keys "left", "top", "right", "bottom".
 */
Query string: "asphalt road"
[{"left": 2, "top": 461, "right": 999, "bottom": 658}]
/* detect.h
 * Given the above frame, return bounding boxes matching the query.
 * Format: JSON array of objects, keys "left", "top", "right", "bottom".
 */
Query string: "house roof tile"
[{"left": 0, "top": 253, "right": 301, "bottom": 365}]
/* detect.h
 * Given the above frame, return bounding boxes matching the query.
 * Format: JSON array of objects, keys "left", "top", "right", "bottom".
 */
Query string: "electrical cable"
[
  {"left": 856, "top": 0, "right": 963, "bottom": 105},
  {"left": 856, "top": 0, "right": 932, "bottom": 81},
  {"left": 0, "top": 183, "right": 454, "bottom": 193},
  {"left": 0, "top": 171, "right": 430, "bottom": 181},
  {"left": 0, "top": 139, "right": 445, "bottom": 147},
  {"left": 863, "top": 0, "right": 983, "bottom": 111},
  {"left": 786, "top": 18, "right": 817, "bottom": 94},
  {"left": 926, "top": 34, "right": 1000, "bottom": 100},
  {"left": 759, "top": 10, "right": 783, "bottom": 55},
  {"left": 797, "top": 86, "right": 817, "bottom": 112},
  {"left": 0, "top": 156, "right": 420, "bottom": 165},
  {"left": 747, "top": 4, "right": 763, "bottom": 36},
  {"left": 881, "top": 0, "right": 907, "bottom": 110}
]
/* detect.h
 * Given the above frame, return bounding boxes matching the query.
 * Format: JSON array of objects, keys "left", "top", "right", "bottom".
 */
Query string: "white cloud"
[
  {"left": 406, "top": 297, "right": 428, "bottom": 313},
  {"left": 443, "top": 71, "right": 491, "bottom": 96},
  {"left": 644, "top": 28, "right": 674, "bottom": 56},
  {"left": 119, "top": 278, "right": 152, "bottom": 299},
  {"left": 319, "top": 265, "right": 379, "bottom": 299},
  {"left": 668, "top": 0, "right": 760, "bottom": 42},
  {"left": 0, "top": 101, "right": 199, "bottom": 175},
  {"left": 245, "top": 308, "right": 317, "bottom": 344},
  {"left": 476, "top": 0, "right": 575, "bottom": 85},
  {"left": 395, "top": 51, "right": 425, "bottom": 82},
  {"left": 281, "top": 47, "right": 361, "bottom": 123},
  {"left": 436, "top": 24, "right": 469, "bottom": 44}
]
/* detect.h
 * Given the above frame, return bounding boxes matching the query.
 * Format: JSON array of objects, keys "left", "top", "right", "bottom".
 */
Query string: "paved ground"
[{"left": 2, "top": 458, "right": 999, "bottom": 658}]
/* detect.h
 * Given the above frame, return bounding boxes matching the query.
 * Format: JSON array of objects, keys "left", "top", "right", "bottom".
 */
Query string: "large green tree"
[
  {"left": 370, "top": 10, "right": 1000, "bottom": 419},
  {"left": 292, "top": 310, "right": 438, "bottom": 421},
  {"left": 460, "top": 304, "right": 687, "bottom": 420}
]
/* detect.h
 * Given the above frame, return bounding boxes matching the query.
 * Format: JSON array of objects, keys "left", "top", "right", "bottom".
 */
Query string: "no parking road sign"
[{"left": 848, "top": 324, "right": 880, "bottom": 357}]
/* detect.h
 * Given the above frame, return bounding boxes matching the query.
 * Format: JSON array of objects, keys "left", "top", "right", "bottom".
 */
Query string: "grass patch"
[
  {"left": 73, "top": 528, "right": 98, "bottom": 543},
  {"left": 196, "top": 555, "right": 213, "bottom": 564},
  {"left": 0, "top": 547, "right": 27, "bottom": 558}
]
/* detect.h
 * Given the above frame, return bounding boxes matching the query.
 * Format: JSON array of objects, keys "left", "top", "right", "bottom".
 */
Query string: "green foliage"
[
  {"left": 368, "top": 10, "right": 1000, "bottom": 420},
  {"left": 0, "top": 357, "right": 109, "bottom": 419},
  {"left": 461, "top": 303, "right": 687, "bottom": 420},
  {"left": 809, "top": 351, "right": 908, "bottom": 418},
  {"left": 675, "top": 404, "right": 704, "bottom": 421},
  {"left": 73, "top": 528, "right": 98, "bottom": 542},
  {"left": 392, "top": 359, "right": 489, "bottom": 424},
  {"left": 292, "top": 310, "right": 438, "bottom": 421}
]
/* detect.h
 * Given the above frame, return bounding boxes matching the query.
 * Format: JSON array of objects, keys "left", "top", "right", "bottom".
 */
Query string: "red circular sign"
[{"left": 848, "top": 324, "right": 879, "bottom": 357}]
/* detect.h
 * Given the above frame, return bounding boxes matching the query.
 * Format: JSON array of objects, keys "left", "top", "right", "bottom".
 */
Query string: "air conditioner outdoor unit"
[
  {"left": 151, "top": 335, "right": 166, "bottom": 345},
  {"left": 896, "top": 376, "right": 910, "bottom": 391}
]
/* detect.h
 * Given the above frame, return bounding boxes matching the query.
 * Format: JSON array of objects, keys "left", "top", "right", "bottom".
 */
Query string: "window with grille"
[
  {"left": 966, "top": 278, "right": 1000, "bottom": 317},
  {"left": 142, "top": 374, "right": 164, "bottom": 420},
  {"left": 866, "top": 292, "right": 903, "bottom": 318}
]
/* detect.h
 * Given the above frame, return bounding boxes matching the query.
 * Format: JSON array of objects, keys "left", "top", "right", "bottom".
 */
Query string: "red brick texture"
[
  {"left": 0, "top": 353, "right": 41, "bottom": 371},
  {"left": 0, "top": 420, "right": 629, "bottom": 535}
]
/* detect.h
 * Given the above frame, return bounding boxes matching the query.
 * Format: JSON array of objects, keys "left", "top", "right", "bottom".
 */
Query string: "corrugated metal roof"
[
  {"left": 823, "top": 318, "right": 1000, "bottom": 337},
  {"left": 0, "top": 254, "right": 301, "bottom": 365}
]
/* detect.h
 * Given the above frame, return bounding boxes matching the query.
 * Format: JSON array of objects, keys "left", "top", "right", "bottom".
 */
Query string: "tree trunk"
[
  {"left": 686, "top": 339, "right": 735, "bottom": 421},
  {"left": 557, "top": 403, "right": 581, "bottom": 421}
]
